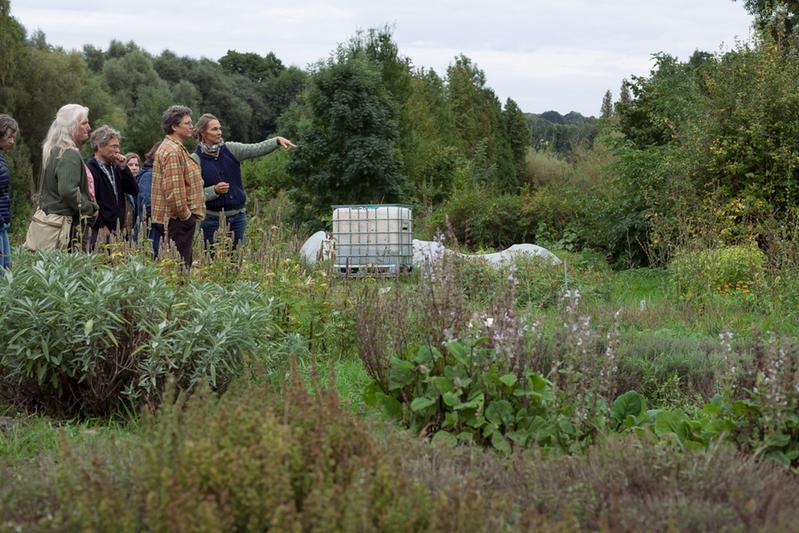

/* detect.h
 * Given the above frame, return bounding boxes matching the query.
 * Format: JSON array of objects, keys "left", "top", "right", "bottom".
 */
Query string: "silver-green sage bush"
[{"left": 0, "top": 252, "right": 275, "bottom": 417}]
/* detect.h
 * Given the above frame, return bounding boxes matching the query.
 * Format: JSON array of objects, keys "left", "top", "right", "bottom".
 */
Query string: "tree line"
[
  {"left": 6, "top": 0, "right": 791, "bottom": 267},
  {"left": 0, "top": 0, "right": 538, "bottom": 228}
]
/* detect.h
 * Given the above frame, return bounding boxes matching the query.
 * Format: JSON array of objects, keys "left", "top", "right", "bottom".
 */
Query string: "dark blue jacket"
[
  {"left": 195, "top": 146, "right": 246, "bottom": 212},
  {"left": 0, "top": 153, "right": 10, "bottom": 226},
  {"left": 137, "top": 160, "right": 154, "bottom": 219}
]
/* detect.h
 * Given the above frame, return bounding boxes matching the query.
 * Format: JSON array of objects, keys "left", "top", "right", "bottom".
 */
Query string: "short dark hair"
[
  {"left": 161, "top": 105, "right": 192, "bottom": 134},
  {"left": 0, "top": 114, "right": 19, "bottom": 139}
]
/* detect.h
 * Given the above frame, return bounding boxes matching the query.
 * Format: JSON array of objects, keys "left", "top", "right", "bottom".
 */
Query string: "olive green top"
[{"left": 39, "top": 148, "right": 98, "bottom": 218}]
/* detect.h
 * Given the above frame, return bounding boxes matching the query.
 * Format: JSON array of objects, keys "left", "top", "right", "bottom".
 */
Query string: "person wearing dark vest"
[
  {"left": 85, "top": 125, "right": 138, "bottom": 250},
  {"left": 191, "top": 113, "right": 296, "bottom": 250}
]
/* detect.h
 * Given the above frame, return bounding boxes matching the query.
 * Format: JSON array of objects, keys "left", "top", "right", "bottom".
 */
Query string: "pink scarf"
[{"left": 84, "top": 163, "right": 95, "bottom": 201}]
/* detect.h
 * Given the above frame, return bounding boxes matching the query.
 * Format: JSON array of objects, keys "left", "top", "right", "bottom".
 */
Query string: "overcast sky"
[{"left": 12, "top": 0, "right": 754, "bottom": 116}]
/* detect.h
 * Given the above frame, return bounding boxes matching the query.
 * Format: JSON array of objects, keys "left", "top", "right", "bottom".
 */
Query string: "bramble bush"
[
  {"left": 0, "top": 252, "right": 276, "bottom": 417},
  {"left": 426, "top": 185, "right": 530, "bottom": 249}
]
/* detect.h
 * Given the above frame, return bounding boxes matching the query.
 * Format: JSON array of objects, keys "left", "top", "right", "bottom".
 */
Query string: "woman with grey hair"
[
  {"left": 0, "top": 114, "right": 19, "bottom": 272},
  {"left": 38, "top": 103, "right": 98, "bottom": 246}
]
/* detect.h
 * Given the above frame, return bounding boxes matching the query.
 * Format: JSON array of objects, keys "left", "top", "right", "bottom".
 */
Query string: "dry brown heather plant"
[
  {"left": 414, "top": 233, "right": 470, "bottom": 347},
  {"left": 388, "top": 426, "right": 799, "bottom": 532},
  {"left": 3, "top": 369, "right": 799, "bottom": 532}
]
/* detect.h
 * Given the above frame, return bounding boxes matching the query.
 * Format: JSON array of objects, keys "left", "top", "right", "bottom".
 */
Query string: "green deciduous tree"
[
  {"left": 102, "top": 48, "right": 164, "bottom": 109},
  {"left": 286, "top": 55, "right": 405, "bottom": 225},
  {"left": 126, "top": 84, "right": 173, "bottom": 156},
  {"left": 402, "top": 68, "right": 461, "bottom": 206},
  {"left": 219, "top": 50, "right": 284, "bottom": 83},
  {"left": 736, "top": 0, "right": 799, "bottom": 43},
  {"left": 0, "top": 0, "right": 27, "bottom": 111},
  {"left": 446, "top": 54, "right": 517, "bottom": 189}
]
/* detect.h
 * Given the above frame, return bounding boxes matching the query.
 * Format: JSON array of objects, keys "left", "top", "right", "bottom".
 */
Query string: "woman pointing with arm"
[{"left": 191, "top": 114, "right": 295, "bottom": 250}]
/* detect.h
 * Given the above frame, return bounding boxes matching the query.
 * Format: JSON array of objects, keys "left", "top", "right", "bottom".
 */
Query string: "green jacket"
[
  {"left": 39, "top": 148, "right": 98, "bottom": 218},
  {"left": 191, "top": 138, "right": 279, "bottom": 203}
]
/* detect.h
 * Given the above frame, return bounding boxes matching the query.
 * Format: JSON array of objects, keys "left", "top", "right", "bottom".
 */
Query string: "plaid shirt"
[{"left": 151, "top": 135, "right": 205, "bottom": 224}]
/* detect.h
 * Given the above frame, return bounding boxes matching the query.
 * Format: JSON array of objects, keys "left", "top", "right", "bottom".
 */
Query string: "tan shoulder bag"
[{"left": 23, "top": 162, "right": 72, "bottom": 251}]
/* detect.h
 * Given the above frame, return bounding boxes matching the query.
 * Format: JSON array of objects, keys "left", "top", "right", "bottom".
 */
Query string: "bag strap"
[
  {"left": 33, "top": 167, "right": 44, "bottom": 213},
  {"left": 33, "top": 155, "right": 47, "bottom": 211}
]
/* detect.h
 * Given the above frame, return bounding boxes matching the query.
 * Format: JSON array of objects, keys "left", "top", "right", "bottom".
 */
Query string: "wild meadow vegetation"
[{"left": 4, "top": 0, "right": 799, "bottom": 530}]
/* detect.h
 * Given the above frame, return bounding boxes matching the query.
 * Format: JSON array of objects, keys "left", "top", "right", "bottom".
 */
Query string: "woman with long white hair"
[{"left": 38, "top": 104, "right": 98, "bottom": 246}]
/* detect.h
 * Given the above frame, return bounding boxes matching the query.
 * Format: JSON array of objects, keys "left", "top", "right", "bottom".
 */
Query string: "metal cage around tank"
[{"left": 331, "top": 204, "right": 413, "bottom": 277}]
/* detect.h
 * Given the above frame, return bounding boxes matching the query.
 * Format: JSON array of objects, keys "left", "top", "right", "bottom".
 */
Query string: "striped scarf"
[{"left": 199, "top": 140, "right": 225, "bottom": 157}]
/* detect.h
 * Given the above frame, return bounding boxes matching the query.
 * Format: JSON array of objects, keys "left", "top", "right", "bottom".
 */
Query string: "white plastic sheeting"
[{"left": 300, "top": 231, "right": 561, "bottom": 267}]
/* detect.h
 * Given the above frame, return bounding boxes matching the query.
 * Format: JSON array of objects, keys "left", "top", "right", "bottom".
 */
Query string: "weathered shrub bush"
[
  {"left": 669, "top": 243, "right": 766, "bottom": 300},
  {"left": 0, "top": 252, "right": 275, "bottom": 417},
  {"left": 0, "top": 373, "right": 439, "bottom": 531},
  {"left": 521, "top": 184, "right": 587, "bottom": 249},
  {"left": 524, "top": 149, "right": 571, "bottom": 188}
]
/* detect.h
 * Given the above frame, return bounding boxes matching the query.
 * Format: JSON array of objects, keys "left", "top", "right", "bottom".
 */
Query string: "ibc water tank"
[{"left": 332, "top": 204, "right": 412, "bottom": 275}]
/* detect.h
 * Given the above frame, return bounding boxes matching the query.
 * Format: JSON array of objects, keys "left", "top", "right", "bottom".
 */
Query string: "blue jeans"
[
  {"left": 0, "top": 223, "right": 10, "bottom": 273},
  {"left": 200, "top": 211, "right": 247, "bottom": 250},
  {"left": 151, "top": 223, "right": 164, "bottom": 260}
]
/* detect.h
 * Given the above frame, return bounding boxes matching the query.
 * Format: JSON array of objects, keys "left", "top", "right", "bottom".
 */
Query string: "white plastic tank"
[{"left": 332, "top": 204, "right": 413, "bottom": 275}]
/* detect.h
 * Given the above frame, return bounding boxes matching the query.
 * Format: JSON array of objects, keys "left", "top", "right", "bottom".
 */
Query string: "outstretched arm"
[{"left": 226, "top": 136, "right": 296, "bottom": 161}]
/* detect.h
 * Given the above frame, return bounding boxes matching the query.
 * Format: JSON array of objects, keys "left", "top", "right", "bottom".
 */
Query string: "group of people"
[{"left": 0, "top": 104, "right": 296, "bottom": 271}]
